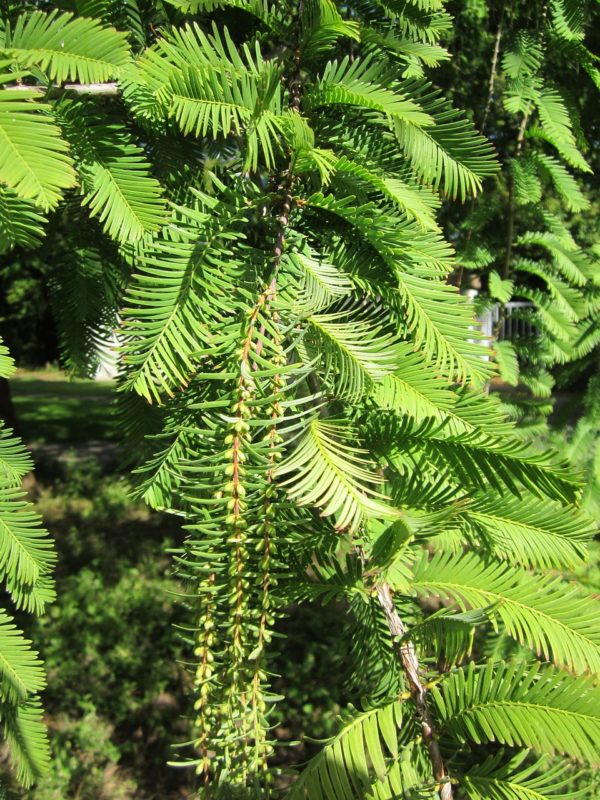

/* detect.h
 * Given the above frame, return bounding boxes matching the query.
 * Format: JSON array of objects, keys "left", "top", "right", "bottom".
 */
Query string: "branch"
[
  {"left": 252, "top": 29, "right": 304, "bottom": 363},
  {"left": 376, "top": 580, "right": 454, "bottom": 800},
  {"left": 449, "top": 9, "right": 504, "bottom": 290},
  {"left": 480, "top": 9, "right": 504, "bottom": 134},
  {"left": 500, "top": 99, "right": 530, "bottom": 291},
  {"left": 502, "top": 1, "right": 549, "bottom": 284},
  {"left": 7, "top": 82, "right": 119, "bottom": 97}
]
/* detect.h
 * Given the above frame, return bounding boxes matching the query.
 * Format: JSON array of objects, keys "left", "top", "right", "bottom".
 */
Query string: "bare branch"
[
  {"left": 480, "top": 10, "right": 504, "bottom": 134},
  {"left": 7, "top": 82, "right": 119, "bottom": 97},
  {"left": 376, "top": 580, "right": 454, "bottom": 800}
]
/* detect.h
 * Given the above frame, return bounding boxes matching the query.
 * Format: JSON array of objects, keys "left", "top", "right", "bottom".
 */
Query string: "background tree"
[
  {"left": 443, "top": 0, "right": 600, "bottom": 431},
  {"left": 0, "top": 2, "right": 599, "bottom": 799}
]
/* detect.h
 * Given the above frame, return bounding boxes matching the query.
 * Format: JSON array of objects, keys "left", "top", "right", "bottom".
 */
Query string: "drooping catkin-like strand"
[{"left": 192, "top": 572, "right": 218, "bottom": 782}]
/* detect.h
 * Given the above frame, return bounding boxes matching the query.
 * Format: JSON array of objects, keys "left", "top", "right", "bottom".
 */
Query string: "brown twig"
[
  {"left": 252, "top": 33, "right": 303, "bottom": 365},
  {"left": 502, "top": 0, "right": 549, "bottom": 286},
  {"left": 448, "top": 9, "right": 504, "bottom": 290},
  {"left": 7, "top": 82, "right": 119, "bottom": 96},
  {"left": 376, "top": 581, "right": 454, "bottom": 800},
  {"left": 502, "top": 111, "right": 529, "bottom": 283},
  {"left": 480, "top": 9, "right": 504, "bottom": 135}
]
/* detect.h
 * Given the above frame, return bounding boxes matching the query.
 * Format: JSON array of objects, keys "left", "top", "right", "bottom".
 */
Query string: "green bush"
[{"left": 22, "top": 462, "right": 191, "bottom": 799}]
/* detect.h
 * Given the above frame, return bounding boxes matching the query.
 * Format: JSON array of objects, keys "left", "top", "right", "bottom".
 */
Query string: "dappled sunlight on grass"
[
  {"left": 25, "top": 461, "right": 193, "bottom": 800},
  {"left": 11, "top": 374, "right": 116, "bottom": 443}
]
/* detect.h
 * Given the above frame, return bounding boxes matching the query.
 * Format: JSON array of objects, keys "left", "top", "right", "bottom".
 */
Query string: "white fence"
[
  {"left": 94, "top": 329, "right": 120, "bottom": 381},
  {"left": 477, "top": 301, "right": 536, "bottom": 342}
]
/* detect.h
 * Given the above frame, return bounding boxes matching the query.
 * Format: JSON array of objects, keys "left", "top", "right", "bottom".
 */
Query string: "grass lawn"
[{"left": 11, "top": 370, "right": 116, "bottom": 443}]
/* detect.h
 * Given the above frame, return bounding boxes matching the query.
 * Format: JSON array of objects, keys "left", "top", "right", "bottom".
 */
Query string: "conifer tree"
[
  {"left": 447, "top": 0, "right": 600, "bottom": 431},
  {"left": 0, "top": 1, "right": 599, "bottom": 798}
]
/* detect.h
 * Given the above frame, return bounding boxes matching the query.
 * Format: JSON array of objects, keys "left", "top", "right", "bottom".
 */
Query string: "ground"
[{"left": 11, "top": 370, "right": 115, "bottom": 443}]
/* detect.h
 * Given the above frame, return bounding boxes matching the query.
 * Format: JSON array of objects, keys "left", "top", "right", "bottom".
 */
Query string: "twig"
[
  {"left": 376, "top": 581, "right": 454, "bottom": 800},
  {"left": 252, "top": 27, "right": 304, "bottom": 364},
  {"left": 500, "top": 99, "right": 530, "bottom": 296},
  {"left": 7, "top": 82, "right": 119, "bottom": 96},
  {"left": 480, "top": 8, "right": 504, "bottom": 134},
  {"left": 502, "top": 0, "right": 549, "bottom": 284},
  {"left": 450, "top": 10, "right": 505, "bottom": 290}
]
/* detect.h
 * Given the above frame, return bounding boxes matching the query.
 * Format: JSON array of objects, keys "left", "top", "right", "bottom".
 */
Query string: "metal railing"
[{"left": 477, "top": 302, "right": 536, "bottom": 342}]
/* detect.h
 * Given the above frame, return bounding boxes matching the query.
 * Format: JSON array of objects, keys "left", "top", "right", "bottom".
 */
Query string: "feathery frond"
[
  {"left": 288, "top": 701, "right": 403, "bottom": 800},
  {"left": 276, "top": 419, "right": 400, "bottom": 532},
  {"left": 411, "top": 551, "right": 600, "bottom": 673},
  {"left": 0, "top": 68, "right": 76, "bottom": 211},
  {"left": 0, "top": 613, "right": 45, "bottom": 706},
  {"left": 392, "top": 80, "right": 499, "bottom": 199},
  {"left": 433, "top": 660, "right": 600, "bottom": 764},
  {"left": 459, "top": 493, "right": 593, "bottom": 569},
  {"left": 0, "top": 483, "right": 56, "bottom": 611},
  {"left": 2, "top": 10, "right": 131, "bottom": 84},
  {"left": 304, "top": 306, "right": 403, "bottom": 401},
  {"left": 57, "top": 100, "right": 167, "bottom": 242},
  {"left": 0, "top": 189, "right": 46, "bottom": 252},
  {"left": 0, "top": 699, "right": 50, "bottom": 788},
  {"left": 461, "top": 750, "right": 591, "bottom": 800}
]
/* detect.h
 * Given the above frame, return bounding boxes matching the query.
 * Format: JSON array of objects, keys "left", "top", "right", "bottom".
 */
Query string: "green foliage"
[
  {"left": 119, "top": 190, "right": 247, "bottom": 401},
  {"left": 1, "top": 699, "right": 51, "bottom": 788},
  {"left": 461, "top": 750, "right": 590, "bottom": 800},
  {"left": 0, "top": 1, "right": 599, "bottom": 799},
  {"left": 276, "top": 419, "right": 400, "bottom": 531},
  {"left": 433, "top": 660, "right": 600, "bottom": 764},
  {"left": 0, "top": 189, "right": 46, "bottom": 252},
  {"left": 391, "top": 79, "right": 498, "bottom": 199},
  {"left": 287, "top": 701, "right": 404, "bottom": 800},
  {"left": 12, "top": 459, "right": 193, "bottom": 799},
  {"left": 448, "top": 0, "right": 600, "bottom": 429},
  {"left": 56, "top": 100, "right": 167, "bottom": 243},
  {"left": 458, "top": 492, "right": 592, "bottom": 568},
  {"left": 0, "top": 612, "right": 45, "bottom": 705},
  {"left": 0, "top": 69, "right": 76, "bottom": 211},
  {"left": 0, "top": 341, "right": 54, "bottom": 788},
  {"left": 411, "top": 550, "right": 600, "bottom": 673},
  {"left": 1, "top": 10, "right": 131, "bottom": 84}
]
